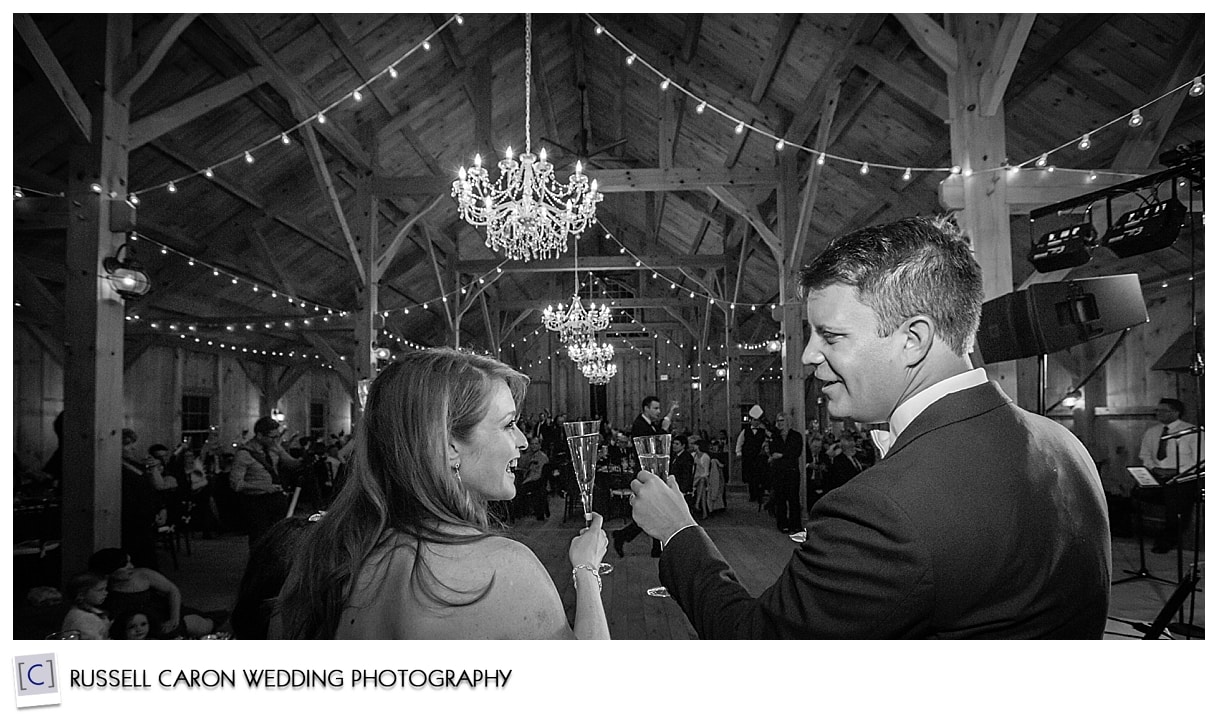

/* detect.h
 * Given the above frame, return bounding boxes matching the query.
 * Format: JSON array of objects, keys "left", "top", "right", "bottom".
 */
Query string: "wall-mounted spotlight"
[{"left": 103, "top": 241, "right": 152, "bottom": 299}]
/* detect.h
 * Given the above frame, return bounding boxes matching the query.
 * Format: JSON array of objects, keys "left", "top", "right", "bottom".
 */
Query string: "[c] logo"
[{"left": 13, "top": 653, "right": 61, "bottom": 708}]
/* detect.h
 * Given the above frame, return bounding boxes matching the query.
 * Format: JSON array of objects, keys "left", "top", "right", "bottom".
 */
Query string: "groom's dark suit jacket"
[{"left": 660, "top": 382, "right": 1111, "bottom": 638}]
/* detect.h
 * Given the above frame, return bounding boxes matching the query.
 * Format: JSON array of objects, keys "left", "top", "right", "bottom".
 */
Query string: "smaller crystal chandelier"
[
  {"left": 568, "top": 339, "right": 614, "bottom": 366},
  {"left": 451, "top": 14, "right": 602, "bottom": 261},
  {"left": 581, "top": 358, "right": 618, "bottom": 385},
  {"left": 544, "top": 294, "right": 611, "bottom": 344}
]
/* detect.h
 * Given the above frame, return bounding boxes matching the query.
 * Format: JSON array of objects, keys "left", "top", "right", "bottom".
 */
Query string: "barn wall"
[{"left": 14, "top": 339, "right": 353, "bottom": 470}]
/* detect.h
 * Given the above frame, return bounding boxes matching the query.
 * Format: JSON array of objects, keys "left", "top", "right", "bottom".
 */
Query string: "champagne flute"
[
  {"left": 633, "top": 434, "right": 673, "bottom": 598},
  {"left": 564, "top": 420, "right": 613, "bottom": 575}
]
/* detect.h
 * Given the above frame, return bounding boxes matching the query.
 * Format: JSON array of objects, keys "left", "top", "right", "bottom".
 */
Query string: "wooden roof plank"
[{"left": 300, "top": 123, "right": 365, "bottom": 285}]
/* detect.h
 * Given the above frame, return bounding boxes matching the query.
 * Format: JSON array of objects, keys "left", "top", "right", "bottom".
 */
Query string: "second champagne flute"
[
  {"left": 564, "top": 420, "right": 613, "bottom": 575},
  {"left": 633, "top": 433, "right": 673, "bottom": 597}
]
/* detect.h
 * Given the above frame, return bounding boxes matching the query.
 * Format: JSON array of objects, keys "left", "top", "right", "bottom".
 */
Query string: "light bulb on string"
[
  {"left": 817, "top": 152, "right": 826, "bottom": 165},
  {"left": 1189, "top": 76, "right": 1204, "bottom": 96},
  {"left": 244, "top": 151, "right": 254, "bottom": 164},
  {"left": 775, "top": 139, "right": 785, "bottom": 151},
  {"left": 422, "top": 40, "right": 431, "bottom": 51},
  {"left": 455, "top": 14, "right": 464, "bottom": 24},
  {"left": 1128, "top": 108, "right": 1143, "bottom": 127},
  {"left": 950, "top": 165, "right": 961, "bottom": 175},
  {"left": 14, "top": 187, "right": 23, "bottom": 199},
  {"left": 859, "top": 162, "right": 869, "bottom": 175},
  {"left": 696, "top": 101, "right": 706, "bottom": 113},
  {"left": 660, "top": 78, "right": 670, "bottom": 91},
  {"left": 734, "top": 122, "right": 745, "bottom": 134},
  {"left": 625, "top": 54, "right": 636, "bottom": 66},
  {"left": 167, "top": 182, "right": 177, "bottom": 193},
  {"left": 902, "top": 168, "right": 912, "bottom": 181},
  {"left": 1078, "top": 134, "right": 1091, "bottom": 150},
  {"left": 1035, "top": 154, "right": 1048, "bottom": 168},
  {"left": 204, "top": 167, "right": 214, "bottom": 178},
  {"left": 388, "top": 66, "right": 398, "bottom": 79},
  {"left": 317, "top": 112, "right": 327, "bottom": 124},
  {"left": 129, "top": 194, "right": 140, "bottom": 205}
]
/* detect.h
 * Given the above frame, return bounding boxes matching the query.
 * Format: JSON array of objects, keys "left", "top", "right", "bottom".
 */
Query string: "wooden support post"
[
  {"left": 61, "top": 15, "right": 131, "bottom": 582},
  {"left": 776, "top": 150, "right": 807, "bottom": 509},
  {"left": 947, "top": 14, "right": 1017, "bottom": 396},
  {"left": 352, "top": 125, "right": 380, "bottom": 408}
]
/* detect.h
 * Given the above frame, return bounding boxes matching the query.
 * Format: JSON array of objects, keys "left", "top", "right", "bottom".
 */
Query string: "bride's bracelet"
[{"left": 571, "top": 563, "right": 602, "bottom": 593}]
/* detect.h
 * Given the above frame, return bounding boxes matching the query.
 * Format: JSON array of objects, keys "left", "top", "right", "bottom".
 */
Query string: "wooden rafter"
[
  {"left": 117, "top": 14, "right": 199, "bottom": 101},
  {"left": 1110, "top": 23, "right": 1204, "bottom": 172},
  {"left": 300, "top": 123, "right": 364, "bottom": 286},
  {"left": 979, "top": 13, "right": 1036, "bottom": 116},
  {"left": 373, "top": 192, "right": 448, "bottom": 283},
  {"left": 790, "top": 81, "right": 840, "bottom": 267},
  {"left": 852, "top": 45, "right": 949, "bottom": 121},
  {"left": 680, "top": 15, "right": 703, "bottom": 63},
  {"left": 705, "top": 186, "right": 782, "bottom": 261},
  {"left": 783, "top": 14, "right": 886, "bottom": 146},
  {"left": 893, "top": 13, "right": 958, "bottom": 74},
  {"left": 15, "top": 14, "right": 91, "bottom": 141},
  {"left": 372, "top": 167, "right": 777, "bottom": 196},
  {"left": 750, "top": 14, "right": 799, "bottom": 103},
  {"left": 129, "top": 69, "right": 268, "bottom": 148}
]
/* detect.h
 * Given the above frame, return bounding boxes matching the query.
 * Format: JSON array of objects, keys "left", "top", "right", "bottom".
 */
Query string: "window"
[
  {"left": 309, "top": 401, "right": 326, "bottom": 441},
  {"left": 180, "top": 395, "right": 212, "bottom": 449}
]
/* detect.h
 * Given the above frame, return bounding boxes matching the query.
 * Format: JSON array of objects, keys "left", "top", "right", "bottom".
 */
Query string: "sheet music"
[{"left": 1126, "top": 466, "right": 1160, "bottom": 488}]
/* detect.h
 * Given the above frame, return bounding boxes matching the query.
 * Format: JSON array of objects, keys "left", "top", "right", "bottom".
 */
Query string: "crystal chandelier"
[
  {"left": 581, "top": 358, "right": 618, "bottom": 385},
  {"left": 568, "top": 338, "right": 614, "bottom": 366},
  {"left": 451, "top": 14, "right": 602, "bottom": 262},
  {"left": 544, "top": 293, "right": 611, "bottom": 344}
]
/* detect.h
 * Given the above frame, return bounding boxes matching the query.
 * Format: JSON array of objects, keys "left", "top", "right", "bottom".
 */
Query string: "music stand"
[{"left": 1111, "top": 467, "right": 1176, "bottom": 586}]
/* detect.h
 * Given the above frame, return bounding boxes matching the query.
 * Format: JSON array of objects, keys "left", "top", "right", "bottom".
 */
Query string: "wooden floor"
[{"left": 169, "top": 489, "right": 1204, "bottom": 640}]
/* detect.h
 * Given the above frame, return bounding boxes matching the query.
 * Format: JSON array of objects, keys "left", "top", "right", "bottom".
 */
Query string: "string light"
[
  {"left": 244, "top": 151, "right": 255, "bottom": 164},
  {"left": 696, "top": 101, "right": 706, "bottom": 113},
  {"left": 659, "top": 78, "right": 670, "bottom": 91},
  {"left": 775, "top": 139, "right": 785, "bottom": 151},
  {"left": 1078, "top": 133, "right": 1091, "bottom": 150},
  {"left": 902, "top": 168, "right": 912, "bottom": 181},
  {"left": 859, "top": 162, "right": 869, "bottom": 175},
  {"left": 204, "top": 167, "right": 214, "bottom": 178},
  {"left": 1128, "top": 108, "right": 1143, "bottom": 127},
  {"left": 280, "top": 133, "right": 291, "bottom": 145},
  {"left": 167, "top": 182, "right": 177, "bottom": 193},
  {"left": 388, "top": 66, "right": 398, "bottom": 79},
  {"left": 625, "top": 54, "right": 636, "bottom": 66},
  {"left": 1035, "top": 154, "right": 1048, "bottom": 168},
  {"left": 1189, "top": 76, "right": 1204, "bottom": 96}
]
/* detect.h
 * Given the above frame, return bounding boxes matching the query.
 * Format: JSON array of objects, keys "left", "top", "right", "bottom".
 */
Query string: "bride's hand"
[{"left": 569, "top": 512, "right": 607, "bottom": 568}]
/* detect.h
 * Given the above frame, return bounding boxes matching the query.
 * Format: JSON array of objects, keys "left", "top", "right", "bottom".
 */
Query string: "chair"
[
  {"left": 156, "top": 523, "right": 180, "bottom": 570},
  {"left": 608, "top": 488, "right": 633, "bottom": 523}
]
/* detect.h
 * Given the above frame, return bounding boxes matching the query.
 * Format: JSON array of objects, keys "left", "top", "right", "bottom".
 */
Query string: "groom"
[{"left": 629, "top": 216, "right": 1111, "bottom": 638}]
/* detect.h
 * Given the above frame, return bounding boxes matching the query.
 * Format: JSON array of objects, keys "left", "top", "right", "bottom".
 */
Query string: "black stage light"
[
  {"left": 1101, "top": 198, "right": 1186, "bottom": 259},
  {"left": 1029, "top": 222, "right": 1095, "bottom": 273}
]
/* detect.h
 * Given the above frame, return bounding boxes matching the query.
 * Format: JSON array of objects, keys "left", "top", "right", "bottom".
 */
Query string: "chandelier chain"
[{"left": 524, "top": 14, "right": 532, "bottom": 155}]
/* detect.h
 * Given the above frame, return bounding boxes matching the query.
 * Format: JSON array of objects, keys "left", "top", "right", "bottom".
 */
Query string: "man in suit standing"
[
  {"left": 767, "top": 414, "right": 803, "bottom": 533},
  {"left": 824, "top": 432, "right": 864, "bottom": 493},
  {"left": 613, "top": 396, "right": 676, "bottom": 558},
  {"left": 1138, "top": 398, "right": 1202, "bottom": 553},
  {"left": 628, "top": 216, "right": 1111, "bottom": 638},
  {"left": 736, "top": 415, "right": 769, "bottom": 503}
]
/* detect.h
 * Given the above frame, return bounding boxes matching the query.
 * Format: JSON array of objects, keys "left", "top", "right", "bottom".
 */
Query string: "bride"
[{"left": 277, "top": 348, "right": 609, "bottom": 639}]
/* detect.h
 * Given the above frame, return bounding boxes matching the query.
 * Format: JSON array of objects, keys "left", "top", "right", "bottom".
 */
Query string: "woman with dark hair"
[
  {"left": 88, "top": 548, "right": 215, "bottom": 638},
  {"left": 277, "top": 348, "right": 609, "bottom": 639}
]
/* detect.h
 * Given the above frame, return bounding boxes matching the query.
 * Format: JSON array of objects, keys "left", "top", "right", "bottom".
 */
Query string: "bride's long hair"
[{"left": 277, "top": 348, "right": 528, "bottom": 638}]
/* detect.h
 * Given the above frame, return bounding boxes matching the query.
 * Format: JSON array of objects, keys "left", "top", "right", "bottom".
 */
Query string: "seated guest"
[
  {"left": 88, "top": 548, "right": 215, "bottom": 638},
  {"left": 110, "top": 607, "right": 158, "bottom": 640},
  {"left": 515, "top": 435, "right": 550, "bottom": 521},
  {"left": 277, "top": 348, "right": 610, "bottom": 639},
  {"left": 60, "top": 572, "right": 112, "bottom": 640}
]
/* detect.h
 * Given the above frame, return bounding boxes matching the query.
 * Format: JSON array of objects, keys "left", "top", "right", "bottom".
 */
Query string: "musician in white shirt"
[{"left": 1137, "top": 398, "right": 1203, "bottom": 553}]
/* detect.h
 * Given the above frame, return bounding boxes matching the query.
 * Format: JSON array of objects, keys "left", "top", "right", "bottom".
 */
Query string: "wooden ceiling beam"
[
  {"left": 208, "top": 14, "right": 370, "bottom": 169},
  {"left": 372, "top": 166, "right": 778, "bottom": 195},
  {"left": 978, "top": 13, "right": 1036, "bottom": 116},
  {"left": 852, "top": 44, "right": 949, "bottom": 122},
  {"left": 1005, "top": 14, "right": 1111, "bottom": 104},
  {"left": 790, "top": 82, "right": 840, "bottom": 267},
  {"left": 705, "top": 186, "right": 782, "bottom": 261},
  {"left": 1110, "top": 23, "right": 1204, "bottom": 172},
  {"left": 459, "top": 254, "right": 730, "bottom": 275},
  {"left": 148, "top": 137, "right": 348, "bottom": 263},
  {"left": 300, "top": 123, "right": 364, "bottom": 286},
  {"left": 784, "top": 14, "right": 887, "bottom": 146},
  {"left": 750, "top": 14, "right": 800, "bottom": 104},
  {"left": 117, "top": 14, "right": 200, "bottom": 102},
  {"left": 14, "top": 14, "right": 91, "bottom": 141},
  {"left": 317, "top": 14, "right": 443, "bottom": 176},
  {"left": 680, "top": 15, "right": 703, "bottom": 64},
  {"left": 374, "top": 192, "right": 448, "bottom": 283},
  {"left": 893, "top": 13, "right": 958, "bottom": 74},
  {"left": 129, "top": 68, "right": 268, "bottom": 148}
]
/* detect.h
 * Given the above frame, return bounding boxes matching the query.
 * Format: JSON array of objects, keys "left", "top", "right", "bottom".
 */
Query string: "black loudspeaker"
[{"left": 977, "top": 274, "right": 1149, "bottom": 363}]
